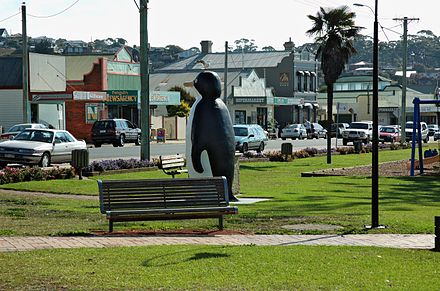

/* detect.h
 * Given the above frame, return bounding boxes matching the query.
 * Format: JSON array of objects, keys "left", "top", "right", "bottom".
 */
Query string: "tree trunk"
[{"left": 326, "top": 83, "right": 334, "bottom": 164}]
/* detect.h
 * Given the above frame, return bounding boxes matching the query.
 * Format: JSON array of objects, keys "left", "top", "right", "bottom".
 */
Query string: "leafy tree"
[
  {"left": 233, "top": 38, "right": 257, "bottom": 52},
  {"left": 307, "top": 6, "right": 360, "bottom": 164},
  {"left": 166, "top": 86, "right": 195, "bottom": 117},
  {"left": 262, "top": 46, "right": 276, "bottom": 51},
  {"left": 34, "top": 39, "right": 53, "bottom": 54}
]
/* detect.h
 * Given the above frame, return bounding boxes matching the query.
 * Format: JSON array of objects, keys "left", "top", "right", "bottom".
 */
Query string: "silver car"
[
  {"left": 0, "top": 129, "right": 87, "bottom": 168},
  {"left": 281, "top": 124, "right": 307, "bottom": 140}
]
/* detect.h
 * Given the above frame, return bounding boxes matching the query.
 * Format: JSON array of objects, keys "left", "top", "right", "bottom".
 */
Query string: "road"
[{"left": 88, "top": 137, "right": 343, "bottom": 161}]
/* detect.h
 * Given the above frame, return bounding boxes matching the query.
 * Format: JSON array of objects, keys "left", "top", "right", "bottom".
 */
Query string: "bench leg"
[
  {"left": 219, "top": 216, "right": 224, "bottom": 230},
  {"left": 109, "top": 221, "right": 113, "bottom": 233}
]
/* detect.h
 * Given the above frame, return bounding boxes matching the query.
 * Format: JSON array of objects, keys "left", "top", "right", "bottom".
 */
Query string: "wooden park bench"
[
  {"left": 158, "top": 154, "right": 188, "bottom": 178},
  {"left": 97, "top": 176, "right": 238, "bottom": 232}
]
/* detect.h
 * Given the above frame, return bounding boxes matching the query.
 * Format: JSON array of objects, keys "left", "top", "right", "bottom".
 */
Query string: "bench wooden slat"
[
  {"left": 158, "top": 155, "right": 188, "bottom": 178},
  {"left": 98, "top": 176, "right": 238, "bottom": 232}
]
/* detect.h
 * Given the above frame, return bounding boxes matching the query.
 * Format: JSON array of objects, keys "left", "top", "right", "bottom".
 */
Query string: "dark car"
[
  {"left": 304, "top": 122, "right": 327, "bottom": 139},
  {"left": 91, "top": 119, "right": 141, "bottom": 147}
]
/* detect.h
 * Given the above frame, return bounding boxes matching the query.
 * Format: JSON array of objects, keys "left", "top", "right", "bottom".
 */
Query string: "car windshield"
[
  {"left": 7, "top": 124, "right": 31, "bottom": 133},
  {"left": 405, "top": 123, "right": 414, "bottom": 129},
  {"left": 349, "top": 123, "right": 369, "bottom": 129},
  {"left": 14, "top": 130, "right": 54, "bottom": 143},
  {"left": 380, "top": 127, "right": 396, "bottom": 133},
  {"left": 234, "top": 127, "right": 248, "bottom": 136},
  {"left": 288, "top": 124, "right": 300, "bottom": 128}
]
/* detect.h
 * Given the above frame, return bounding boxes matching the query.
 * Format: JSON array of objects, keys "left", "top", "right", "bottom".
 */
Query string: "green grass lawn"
[
  {"left": 1, "top": 245, "right": 440, "bottom": 290},
  {"left": 0, "top": 148, "right": 439, "bottom": 236},
  {"left": 1, "top": 148, "right": 440, "bottom": 290}
]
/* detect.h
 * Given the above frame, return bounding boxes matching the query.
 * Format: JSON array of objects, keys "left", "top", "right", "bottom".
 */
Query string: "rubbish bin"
[
  {"left": 71, "top": 149, "right": 89, "bottom": 179},
  {"left": 353, "top": 141, "right": 362, "bottom": 154},
  {"left": 281, "top": 143, "right": 293, "bottom": 160}
]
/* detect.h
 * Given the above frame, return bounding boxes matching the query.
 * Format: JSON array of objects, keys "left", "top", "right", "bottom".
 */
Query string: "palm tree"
[{"left": 307, "top": 6, "right": 361, "bottom": 164}]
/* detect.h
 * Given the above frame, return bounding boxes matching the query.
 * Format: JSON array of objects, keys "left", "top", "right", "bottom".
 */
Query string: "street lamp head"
[{"left": 353, "top": 3, "right": 364, "bottom": 7}]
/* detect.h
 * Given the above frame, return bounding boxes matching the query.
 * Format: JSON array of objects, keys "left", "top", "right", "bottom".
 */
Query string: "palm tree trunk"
[{"left": 326, "top": 83, "right": 334, "bottom": 164}]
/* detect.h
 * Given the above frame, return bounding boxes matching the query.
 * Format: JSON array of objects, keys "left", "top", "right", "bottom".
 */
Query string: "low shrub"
[
  {"left": 303, "top": 147, "right": 318, "bottom": 157},
  {"left": 0, "top": 166, "right": 75, "bottom": 185},
  {"left": 293, "top": 149, "right": 310, "bottom": 159},
  {"left": 336, "top": 147, "right": 355, "bottom": 155},
  {"left": 85, "top": 158, "right": 155, "bottom": 173},
  {"left": 264, "top": 150, "right": 288, "bottom": 162}
]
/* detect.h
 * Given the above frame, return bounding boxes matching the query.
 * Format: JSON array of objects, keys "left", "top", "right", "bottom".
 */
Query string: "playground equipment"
[{"left": 409, "top": 97, "right": 440, "bottom": 176}]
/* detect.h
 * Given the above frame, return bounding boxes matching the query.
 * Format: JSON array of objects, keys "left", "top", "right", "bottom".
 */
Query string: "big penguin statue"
[{"left": 186, "top": 71, "right": 237, "bottom": 201}]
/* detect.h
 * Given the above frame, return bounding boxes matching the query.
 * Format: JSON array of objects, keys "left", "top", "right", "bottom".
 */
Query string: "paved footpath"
[{"left": 0, "top": 234, "right": 434, "bottom": 252}]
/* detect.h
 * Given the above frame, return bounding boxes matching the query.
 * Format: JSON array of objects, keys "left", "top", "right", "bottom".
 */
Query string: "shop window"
[
  {"left": 235, "top": 110, "right": 246, "bottom": 124},
  {"left": 297, "top": 75, "right": 302, "bottom": 91}
]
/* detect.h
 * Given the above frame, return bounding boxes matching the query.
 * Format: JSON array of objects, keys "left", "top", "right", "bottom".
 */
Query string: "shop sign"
[
  {"left": 149, "top": 91, "right": 181, "bottom": 105},
  {"left": 32, "top": 93, "right": 72, "bottom": 101},
  {"left": 104, "top": 90, "right": 138, "bottom": 104},
  {"left": 73, "top": 91, "right": 106, "bottom": 100},
  {"left": 267, "top": 97, "right": 295, "bottom": 105},
  {"left": 85, "top": 103, "right": 99, "bottom": 124},
  {"left": 234, "top": 97, "right": 266, "bottom": 104}
]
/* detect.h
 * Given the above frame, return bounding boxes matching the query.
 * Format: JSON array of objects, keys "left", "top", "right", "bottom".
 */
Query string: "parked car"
[
  {"left": 434, "top": 131, "right": 440, "bottom": 141},
  {"left": 280, "top": 124, "right": 307, "bottom": 140},
  {"left": 379, "top": 126, "right": 400, "bottom": 143},
  {"left": 91, "top": 119, "right": 141, "bottom": 147},
  {"left": 405, "top": 121, "right": 429, "bottom": 143},
  {"left": 341, "top": 121, "right": 373, "bottom": 145},
  {"left": 304, "top": 122, "right": 327, "bottom": 139},
  {"left": 428, "top": 124, "right": 439, "bottom": 137},
  {"left": 0, "top": 129, "right": 86, "bottom": 168},
  {"left": 330, "top": 122, "right": 350, "bottom": 138},
  {"left": 233, "top": 124, "right": 268, "bottom": 153},
  {"left": 0, "top": 123, "right": 48, "bottom": 140}
]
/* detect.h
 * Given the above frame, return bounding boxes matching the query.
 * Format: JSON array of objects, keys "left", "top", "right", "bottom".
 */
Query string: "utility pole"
[
  {"left": 394, "top": 17, "right": 419, "bottom": 141},
  {"left": 224, "top": 41, "right": 228, "bottom": 103},
  {"left": 140, "top": 0, "right": 150, "bottom": 161},
  {"left": 22, "top": 3, "right": 29, "bottom": 123}
]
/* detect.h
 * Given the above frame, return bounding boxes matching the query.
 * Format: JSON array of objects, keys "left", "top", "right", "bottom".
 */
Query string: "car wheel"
[
  {"left": 342, "top": 139, "right": 348, "bottom": 146},
  {"left": 257, "top": 142, "right": 264, "bottom": 153},
  {"left": 39, "top": 152, "right": 51, "bottom": 167},
  {"left": 241, "top": 143, "right": 248, "bottom": 153},
  {"left": 94, "top": 143, "right": 101, "bottom": 148},
  {"left": 423, "top": 137, "right": 428, "bottom": 144},
  {"left": 118, "top": 134, "right": 125, "bottom": 147},
  {"left": 135, "top": 134, "right": 141, "bottom": 145}
]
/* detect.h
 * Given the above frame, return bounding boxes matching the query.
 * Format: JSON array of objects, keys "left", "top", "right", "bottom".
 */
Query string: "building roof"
[
  {"left": 156, "top": 51, "right": 292, "bottom": 72},
  {"left": 335, "top": 75, "right": 393, "bottom": 83},
  {"left": 149, "top": 71, "right": 250, "bottom": 98},
  {"left": 0, "top": 57, "right": 22, "bottom": 88}
]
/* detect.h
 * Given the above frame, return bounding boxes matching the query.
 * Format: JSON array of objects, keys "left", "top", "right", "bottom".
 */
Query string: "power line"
[
  {"left": 0, "top": 11, "right": 20, "bottom": 23},
  {"left": 27, "top": 0, "right": 80, "bottom": 19}
]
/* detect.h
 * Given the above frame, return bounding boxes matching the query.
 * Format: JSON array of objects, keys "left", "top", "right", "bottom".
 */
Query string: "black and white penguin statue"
[{"left": 186, "top": 71, "right": 237, "bottom": 201}]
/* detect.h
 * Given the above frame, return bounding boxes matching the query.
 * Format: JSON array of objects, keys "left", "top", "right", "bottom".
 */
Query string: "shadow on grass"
[
  {"left": 187, "top": 252, "right": 230, "bottom": 261},
  {"left": 240, "top": 164, "right": 279, "bottom": 171},
  {"left": 140, "top": 246, "right": 226, "bottom": 267}
]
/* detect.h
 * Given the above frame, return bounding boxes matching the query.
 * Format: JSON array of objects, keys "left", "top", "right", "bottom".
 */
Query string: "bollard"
[
  {"left": 353, "top": 141, "right": 362, "bottom": 154},
  {"left": 435, "top": 216, "right": 440, "bottom": 252},
  {"left": 71, "top": 149, "right": 89, "bottom": 180}
]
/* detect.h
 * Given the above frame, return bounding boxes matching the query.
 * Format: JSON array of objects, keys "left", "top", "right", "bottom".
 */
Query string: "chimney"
[
  {"left": 200, "top": 40, "right": 213, "bottom": 54},
  {"left": 283, "top": 37, "right": 295, "bottom": 51}
]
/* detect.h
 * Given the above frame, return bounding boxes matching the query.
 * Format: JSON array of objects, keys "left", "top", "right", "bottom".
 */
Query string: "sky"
[{"left": 1, "top": 0, "right": 438, "bottom": 52}]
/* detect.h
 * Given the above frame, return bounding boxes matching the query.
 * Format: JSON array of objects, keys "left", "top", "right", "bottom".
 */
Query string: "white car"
[
  {"left": 0, "top": 129, "right": 87, "bottom": 168},
  {"left": 342, "top": 121, "right": 373, "bottom": 145},
  {"left": 281, "top": 124, "right": 307, "bottom": 140},
  {"left": 405, "top": 121, "right": 429, "bottom": 143}
]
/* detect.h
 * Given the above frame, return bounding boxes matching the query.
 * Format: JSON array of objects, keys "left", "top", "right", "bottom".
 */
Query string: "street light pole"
[
  {"left": 371, "top": 0, "right": 380, "bottom": 228},
  {"left": 354, "top": 1, "right": 381, "bottom": 228},
  {"left": 140, "top": 0, "right": 150, "bottom": 161}
]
